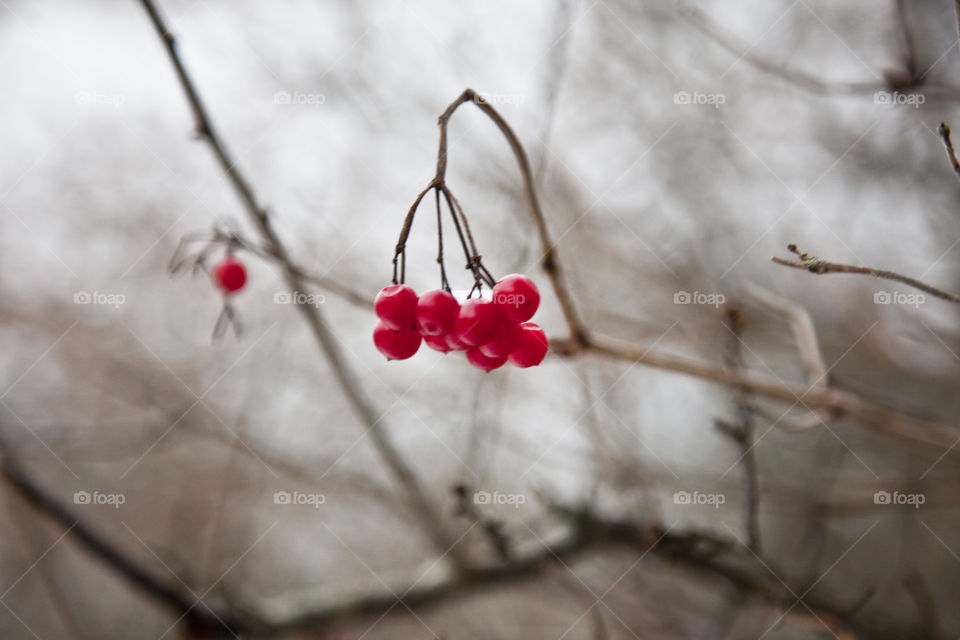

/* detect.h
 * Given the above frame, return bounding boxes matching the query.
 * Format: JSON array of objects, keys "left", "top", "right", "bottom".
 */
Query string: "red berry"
[
  {"left": 466, "top": 347, "right": 507, "bottom": 372},
  {"left": 375, "top": 285, "right": 417, "bottom": 331},
  {"left": 453, "top": 298, "right": 504, "bottom": 347},
  {"left": 479, "top": 320, "right": 524, "bottom": 358},
  {"left": 508, "top": 322, "right": 548, "bottom": 368},
  {"left": 373, "top": 320, "right": 421, "bottom": 360},
  {"left": 416, "top": 290, "right": 460, "bottom": 336},
  {"left": 213, "top": 257, "right": 246, "bottom": 293},
  {"left": 492, "top": 274, "right": 540, "bottom": 323},
  {"left": 423, "top": 333, "right": 454, "bottom": 353}
]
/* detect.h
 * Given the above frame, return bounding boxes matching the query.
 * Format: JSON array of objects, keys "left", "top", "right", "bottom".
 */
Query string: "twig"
[
  {"left": 938, "top": 122, "right": 960, "bottom": 185},
  {"left": 772, "top": 244, "right": 960, "bottom": 304},
  {"left": 138, "top": 0, "right": 453, "bottom": 557}
]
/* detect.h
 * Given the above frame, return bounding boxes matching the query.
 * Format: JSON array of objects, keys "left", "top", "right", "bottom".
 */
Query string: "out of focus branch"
[
  {"left": 138, "top": 0, "right": 452, "bottom": 556},
  {"left": 3, "top": 453, "right": 870, "bottom": 638},
  {"left": 267, "top": 503, "right": 861, "bottom": 638},
  {"left": 717, "top": 309, "right": 761, "bottom": 553},
  {"left": 681, "top": 5, "right": 960, "bottom": 98},
  {"left": 938, "top": 122, "right": 960, "bottom": 185},
  {"left": 1, "top": 456, "right": 252, "bottom": 637},
  {"left": 772, "top": 244, "right": 960, "bottom": 304}
]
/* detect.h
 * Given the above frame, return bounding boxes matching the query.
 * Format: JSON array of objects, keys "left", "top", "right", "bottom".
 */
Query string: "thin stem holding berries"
[{"left": 771, "top": 244, "right": 960, "bottom": 304}]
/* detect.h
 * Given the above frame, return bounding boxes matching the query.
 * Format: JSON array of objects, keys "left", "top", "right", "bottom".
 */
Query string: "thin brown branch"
[
  {"left": 717, "top": 309, "right": 761, "bottom": 553},
  {"left": 138, "top": 0, "right": 453, "bottom": 557},
  {"left": 938, "top": 122, "right": 960, "bottom": 185},
  {"left": 772, "top": 244, "right": 960, "bottom": 304}
]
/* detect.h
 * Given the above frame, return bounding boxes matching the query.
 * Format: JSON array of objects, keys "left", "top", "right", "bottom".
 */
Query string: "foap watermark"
[
  {"left": 673, "top": 90, "right": 725, "bottom": 109},
  {"left": 74, "top": 91, "right": 125, "bottom": 108},
  {"left": 274, "top": 90, "right": 326, "bottom": 108},
  {"left": 873, "top": 291, "right": 925, "bottom": 308},
  {"left": 274, "top": 291, "right": 325, "bottom": 307},
  {"left": 74, "top": 490, "right": 126, "bottom": 509},
  {"left": 492, "top": 292, "right": 528, "bottom": 309},
  {"left": 74, "top": 290, "right": 125, "bottom": 308},
  {"left": 674, "top": 291, "right": 725, "bottom": 307},
  {"left": 873, "top": 90, "right": 925, "bottom": 108},
  {"left": 874, "top": 490, "right": 925, "bottom": 509},
  {"left": 474, "top": 490, "right": 526, "bottom": 508},
  {"left": 673, "top": 490, "right": 726, "bottom": 508},
  {"left": 475, "top": 91, "right": 526, "bottom": 107},
  {"left": 273, "top": 490, "right": 326, "bottom": 508}
]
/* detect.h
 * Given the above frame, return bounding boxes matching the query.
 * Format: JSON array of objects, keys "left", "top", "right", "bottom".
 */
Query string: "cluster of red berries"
[
  {"left": 213, "top": 256, "right": 247, "bottom": 293},
  {"left": 373, "top": 274, "right": 548, "bottom": 371}
]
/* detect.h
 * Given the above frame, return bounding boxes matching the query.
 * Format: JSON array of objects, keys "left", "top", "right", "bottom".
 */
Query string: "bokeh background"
[{"left": 2, "top": 0, "right": 960, "bottom": 638}]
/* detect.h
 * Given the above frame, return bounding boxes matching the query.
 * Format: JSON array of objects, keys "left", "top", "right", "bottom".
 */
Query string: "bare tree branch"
[{"left": 137, "top": 0, "right": 453, "bottom": 558}]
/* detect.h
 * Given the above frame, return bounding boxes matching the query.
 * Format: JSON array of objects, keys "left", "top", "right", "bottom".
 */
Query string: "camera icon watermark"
[
  {"left": 74, "top": 290, "right": 125, "bottom": 308},
  {"left": 674, "top": 291, "right": 725, "bottom": 308},
  {"left": 473, "top": 490, "right": 526, "bottom": 508},
  {"left": 73, "top": 490, "right": 126, "bottom": 509},
  {"left": 873, "top": 291, "right": 925, "bottom": 308},
  {"left": 274, "top": 90, "right": 325, "bottom": 108},
  {"left": 274, "top": 291, "right": 325, "bottom": 307},
  {"left": 873, "top": 490, "right": 924, "bottom": 509},
  {"left": 873, "top": 90, "right": 925, "bottom": 108},
  {"left": 273, "top": 490, "right": 325, "bottom": 508},
  {"left": 673, "top": 490, "right": 725, "bottom": 508},
  {"left": 673, "top": 90, "right": 725, "bottom": 109}
]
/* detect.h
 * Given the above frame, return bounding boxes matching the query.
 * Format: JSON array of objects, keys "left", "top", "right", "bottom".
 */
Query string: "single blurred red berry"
[
  {"left": 492, "top": 274, "right": 540, "bottom": 323},
  {"left": 416, "top": 289, "right": 460, "bottom": 336},
  {"left": 508, "top": 322, "right": 548, "bottom": 368},
  {"left": 375, "top": 284, "right": 418, "bottom": 331},
  {"left": 454, "top": 298, "right": 503, "bottom": 346},
  {"left": 479, "top": 320, "right": 524, "bottom": 358},
  {"left": 213, "top": 257, "right": 246, "bottom": 293},
  {"left": 466, "top": 347, "right": 507, "bottom": 372},
  {"left": 423, "top": 333, "right": 454, "bottom": 353},
  {"left": 373, "top": 320, "right": 421, "bottom": 360}
]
